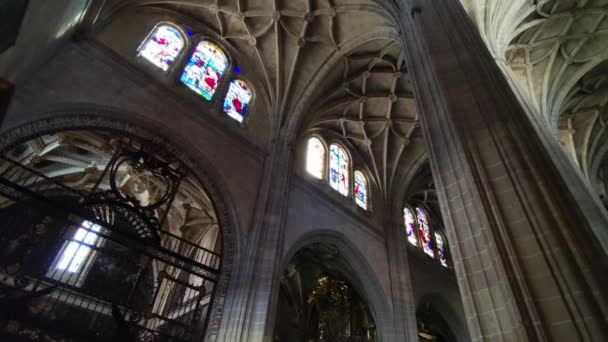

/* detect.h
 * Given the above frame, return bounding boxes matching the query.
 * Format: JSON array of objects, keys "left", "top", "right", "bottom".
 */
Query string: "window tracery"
[
  {"left": 138, "top": 23, "right": 259, "bottom": 126},
  {"left": 329, "top": 144, "right": 349, "bottom": 196},
  {"left": 223, "top": 79, "right": 252, "bottom": 123},
  {"left": 180, "top": 41, "right": 228, "bottom": 100},
  {"left": 354, "top": 170, "right": 368, "bottom": 210},
  {"left": 138, "top": 24, "right": 185, "bottom": 71},
  {"left": 304, "top": 136, "right": 373, "bottom": 211},
  {"left": 402, "top": 204, "right": 449, "bottom": 267}
]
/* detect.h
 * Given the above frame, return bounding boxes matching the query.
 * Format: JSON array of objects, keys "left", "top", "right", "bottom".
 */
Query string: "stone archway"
[
  {"left": 415, "top": 295, "right": 467, "bottom": 342},
  {"left": 277, "top": 230, "right": 395, "bottom": 342},
  {"left": 274, "top": 242, "right": 378, "bottom": 342},
  {"left": 0, "top": 111, "right": 241, "bottom": 341}
]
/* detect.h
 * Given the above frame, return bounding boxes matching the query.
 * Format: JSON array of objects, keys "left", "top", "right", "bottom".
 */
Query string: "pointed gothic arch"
[{"left": 279, "top": 230, "right": 395, "bottom": 342}]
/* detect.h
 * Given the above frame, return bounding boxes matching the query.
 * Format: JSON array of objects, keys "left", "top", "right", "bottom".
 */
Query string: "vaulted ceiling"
[
  {"left": 300, "top": 38, "right": 420, "bottom": 200},
  {"left": 462, "top": 0, "right": 608, "bottom": 192},
  {"left": 1, "top": 130, "right": 219, "bottom": 249},
  {"left": 96, "top": 0, "right": 403, "bottom": 130},
  {"left": 90, "top": 0, "right": 424, "bottom": 202},
  {"left": 17, "top": 1, "right": 606, "bottom": 203}
]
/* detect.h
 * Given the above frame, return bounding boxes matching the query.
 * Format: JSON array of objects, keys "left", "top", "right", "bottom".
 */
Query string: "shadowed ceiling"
[
  {"left": 463, "top": 0, "right": 608, "bottom": 192},
  {"left": 91, "top": 0, "right": 425, "bottom": 203}
]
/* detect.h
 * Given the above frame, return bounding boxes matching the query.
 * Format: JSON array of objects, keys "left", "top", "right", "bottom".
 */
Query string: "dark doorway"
[{"left": 274, "top": 243, "right": 377, "bottom": 342}]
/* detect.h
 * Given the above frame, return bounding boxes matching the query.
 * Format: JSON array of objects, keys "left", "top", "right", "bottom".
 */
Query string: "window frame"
[
  {"left": 136, "top": 22, "right": 189, "bottom": 74},
  {"left": 301, "top": 134, "right": 376, "bottom": 214},
  {"left": 223, "top": 78, "right": 255, "bottom": 125},
  {"left": 305, "top": 135, "right": 328, "bottom": 180},
  {"left": 46, "top": 220, "right": 105, "bottom": 287},
  {"left": 415, "top": 205, "right": 435, "bottom": 258},
  {"left": 328, "top": 143, "right": 351, "bottom": 197},
  {"left": 403, "top": 206, "right": 419, "bottom": 247},
  {"left": 136, "top": 22, "right": 259, "bottom": 128},
  {"left": 178, "top": 38, "right": 232, "bottom": 103},
  {"left": 433, "top": 228, "right": 449, "bottom": 268},
  {"left": 353, "top": 169, "right": 370, "bottom": 211},
  {"left": 403, "top": 203, "right": 450, "bottom": 267}
]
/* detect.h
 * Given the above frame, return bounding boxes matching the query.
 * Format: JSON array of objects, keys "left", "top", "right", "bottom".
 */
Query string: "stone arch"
[
  {"left": 280, "top": 229, "right": 395, "bottom": 341},
  {"left": 0, "top": 107, "right": 243, "bottom": 340},
  {"left": 548, "top": 52, "right": 608, "bottom": 129},
  {"left": 393, "top": 154, "right": 429, "bottom": 209},
  {"left": 416, "top": 294, "right": 468, "bottom": 342}
]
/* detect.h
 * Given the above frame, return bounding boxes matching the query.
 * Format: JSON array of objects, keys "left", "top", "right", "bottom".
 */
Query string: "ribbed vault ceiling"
[
  {"left": 95, "top": 0, "right": 422, "bottom": 202},
  {"left": 560, "top": 60, "right": 608, "bottom": 184},
  {"left": 463, "top": 0, "right": 608, "bottom": 190},
  {"left": 300, "top": 38, "right": 419, "bottom": 200},
  {"left": 98, "top": 0, "right": 402, "bottom": 129},
  {"left": 2, "top": 131, "right": 218, "bottom": 241}
]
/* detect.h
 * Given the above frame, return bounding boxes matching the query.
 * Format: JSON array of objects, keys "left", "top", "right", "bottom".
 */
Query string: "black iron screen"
[{"left": 0, "top": 154, "right": 221, "bottom": 342}]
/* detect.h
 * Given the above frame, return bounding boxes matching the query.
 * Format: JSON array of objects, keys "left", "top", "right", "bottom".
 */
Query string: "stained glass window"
[
  {"left": 416, "top": 207, "right": 434, "bottom": 258},
  {"left": 329, "top": 144, "right": 349, "bottom": 196},
  {"left": 354, "top": 170, "right": 368, "bottom": 210},
  {"left": 180, "top": 41, "right": 228, "bottom": 100},
  {"left": 138, "top": 24, "right": 185, "bottom": 71},
  {"left": 435, "top": 231, "right": 448, "bottom": 267},
  {"left": 404, "top": 207, "right": 418, "bottom": 246},
  {"left": 306, "top": 137, "right": 325, "bottom": 179},
  {"left": 223, "top": 79, "right": 252, "bottom": 123}
]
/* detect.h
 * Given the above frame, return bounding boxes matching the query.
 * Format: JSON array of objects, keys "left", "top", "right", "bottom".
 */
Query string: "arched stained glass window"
[
  {"left": 435, "top": 231, "right": 448, "bottom": 267},
  {"left": 403, "top": 207, "right": 418, "bottom": 246},
  {"left": 416, "top": 207, "right": 434, "bottom": 258},
  {"left": 180, "top": 41, "right": 228, "bottom": 100},
  {"left": 354, "top": 170, "right": 368, "bottom": 210},
  {"left": 138, "top": 24, "right": 185, "bottom": 71},
  {"left": 223, "top": 79, "right": 252, "bottom": 123},
  {"left": 306, "top": 137, "right": 325, "bottom": 179},
  {"left": 329, "top": 144, "right": 349, "bottom": 196}
]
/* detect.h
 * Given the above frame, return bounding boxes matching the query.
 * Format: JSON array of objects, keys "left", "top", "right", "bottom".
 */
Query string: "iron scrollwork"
[{"left": 0, "top": 137, "right": 218, "bottom": 342}]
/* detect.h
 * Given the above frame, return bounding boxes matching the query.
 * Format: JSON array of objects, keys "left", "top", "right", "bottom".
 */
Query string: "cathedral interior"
[{"left": 0, "top": 0, "right": 606, "bottom": 341}]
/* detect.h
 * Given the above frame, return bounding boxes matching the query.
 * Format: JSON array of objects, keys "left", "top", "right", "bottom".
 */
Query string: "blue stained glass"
[
  {"left": 329, "top": 145, "right": 349, "bottom": 196},
  {"left": 138, "top": 24, "right": 185, "bottom": 71},
  {"left": 180, "top": 41, "right": 228, "bottom": 100},
  {"left": 354, "top": 170, "right": 368, "bottom": 210},
  {"left": 223, "top": 80, "right": 252, "bottom": 123}
]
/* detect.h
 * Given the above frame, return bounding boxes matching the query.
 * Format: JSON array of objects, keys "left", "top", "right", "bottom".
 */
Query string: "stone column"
[
  {"left": 215, "top": 136, "right": 293, "bottom": 342},
  {"left": 399, "top": 0, "right": 608, "bottom": 341}
]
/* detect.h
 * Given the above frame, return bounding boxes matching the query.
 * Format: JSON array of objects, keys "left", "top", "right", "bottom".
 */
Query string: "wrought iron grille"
[{"left": 0, "top": 154, "right": 221, "bottom": 342}]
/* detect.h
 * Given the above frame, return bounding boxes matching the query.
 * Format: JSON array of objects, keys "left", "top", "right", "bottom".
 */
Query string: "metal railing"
[{"left": 0, "top": 156, "right": 221, "bottom": 342}]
